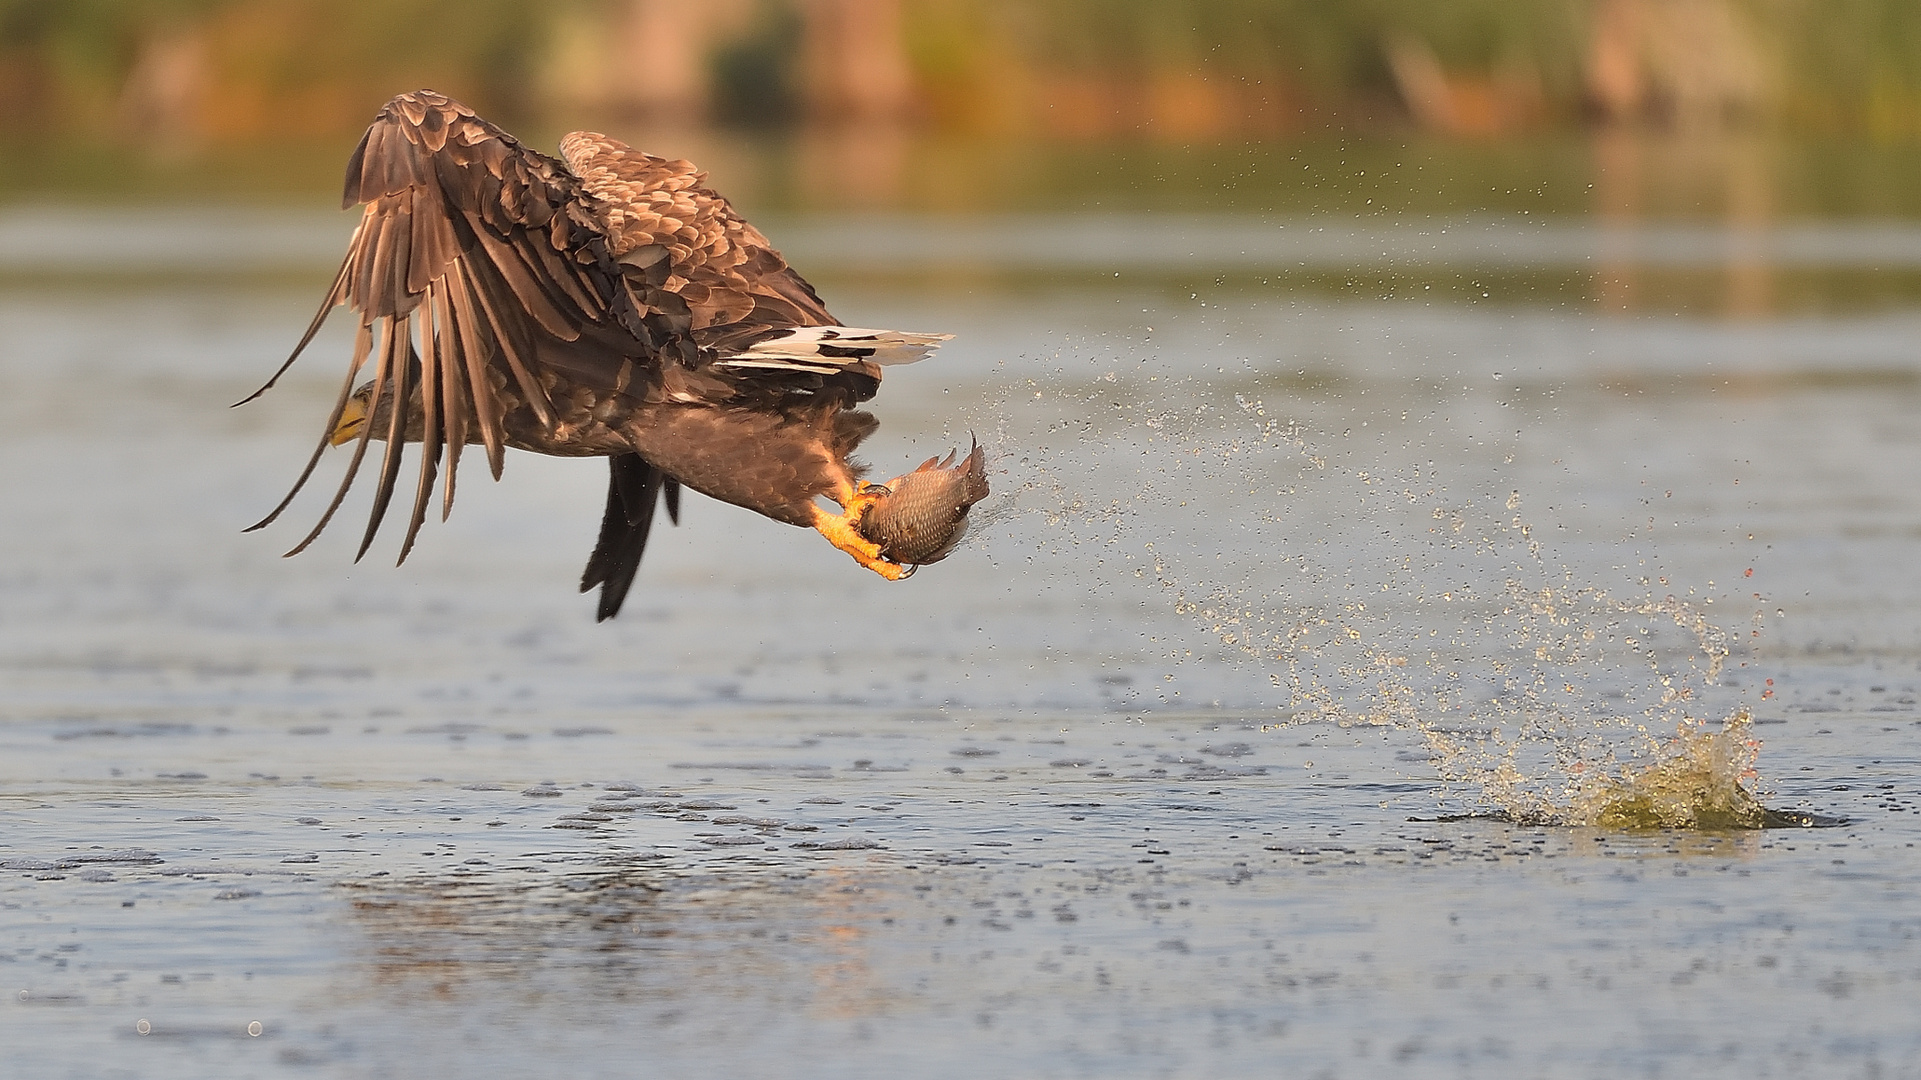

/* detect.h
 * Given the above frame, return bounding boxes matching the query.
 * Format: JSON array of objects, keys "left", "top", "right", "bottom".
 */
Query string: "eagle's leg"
[{"left": 811, "top": 485, "right": 909, "bottom": 581}]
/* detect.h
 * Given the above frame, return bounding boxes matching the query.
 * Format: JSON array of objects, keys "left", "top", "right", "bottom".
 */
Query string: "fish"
[{"left": 855, "top": 441, "right": 990, "bottom": 572}]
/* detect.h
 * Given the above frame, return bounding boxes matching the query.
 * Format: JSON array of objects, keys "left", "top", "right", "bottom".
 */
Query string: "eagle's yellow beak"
[{"left": 330, "top": 396, "right": 368, "bottom": 446}]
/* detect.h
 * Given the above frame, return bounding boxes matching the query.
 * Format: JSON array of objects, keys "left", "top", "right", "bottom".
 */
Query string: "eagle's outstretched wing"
[{"left": 239, "top": 89, "right": 642, "bottom": 564}]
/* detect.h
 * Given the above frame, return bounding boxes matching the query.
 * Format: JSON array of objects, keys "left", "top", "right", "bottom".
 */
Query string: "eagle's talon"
[
  {"left": 811, "top": 502, "right": 909, "bottom": 580},
  {"left": 839, "top": 486, "right": 887, "bottom": 522}
]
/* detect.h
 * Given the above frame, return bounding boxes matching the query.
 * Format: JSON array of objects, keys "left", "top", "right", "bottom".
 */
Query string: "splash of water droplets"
[{"left": 958, "top": 367, "right": 1774, "bottom": 826}]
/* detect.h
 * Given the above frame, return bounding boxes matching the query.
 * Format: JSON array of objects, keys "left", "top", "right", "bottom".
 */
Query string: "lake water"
[{"left": 2, "top": 206, "right": 1919, "bottom": 1078}]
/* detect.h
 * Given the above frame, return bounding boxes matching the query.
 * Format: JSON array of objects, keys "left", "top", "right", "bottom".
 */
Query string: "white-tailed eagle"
[{"left": 241, "top": 90, "right": 988, "bottom": 619}]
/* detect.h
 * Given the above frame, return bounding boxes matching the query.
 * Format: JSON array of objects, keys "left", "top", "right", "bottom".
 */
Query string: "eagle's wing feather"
[
  {"left": 242, "top": 89, "right": 631, "bottom": 562},
  {"left": 556, "top": 133, "right": 904, "bottom": 376}
]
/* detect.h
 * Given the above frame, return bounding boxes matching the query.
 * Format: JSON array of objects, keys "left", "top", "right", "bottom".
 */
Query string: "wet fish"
[{"left": 856, "top": 442, "right": 990, "bottom": 570}]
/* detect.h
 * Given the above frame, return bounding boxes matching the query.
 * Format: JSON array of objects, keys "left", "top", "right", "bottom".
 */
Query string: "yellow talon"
[{"left": 811, "top": 494, "right": 908, "bottom": 580}]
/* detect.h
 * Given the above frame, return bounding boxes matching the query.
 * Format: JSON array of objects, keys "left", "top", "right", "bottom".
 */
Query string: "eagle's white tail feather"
[
  {"left": 709, "top": 357, "right": 849, "bottom": 375},
  {"left": 723, "top": 326, "right": 952, "bottom": 368}
]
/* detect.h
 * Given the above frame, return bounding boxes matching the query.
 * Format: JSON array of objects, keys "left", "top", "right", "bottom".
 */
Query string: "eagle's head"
[
  {"left": 855, "top": 441, "right": 990, "bottom": 570},
  {"left": 328, "top": 382, "right": 378, "bottom": 446},
  {"left": 328, "top": 380, "right": 436, "bottom": 446}
]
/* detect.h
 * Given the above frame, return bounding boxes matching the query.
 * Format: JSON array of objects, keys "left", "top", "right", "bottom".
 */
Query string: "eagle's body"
[{"left": 244, "top": 90, "right": 987, "bottom": 618}]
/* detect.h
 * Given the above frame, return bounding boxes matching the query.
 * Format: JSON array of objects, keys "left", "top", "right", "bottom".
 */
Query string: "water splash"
[
  {"left": 1567, "top": 710, "right": 1767, "bottom": 829},
  {"left": 962, "top": 366, "right": 1794, "bottom": 828}
]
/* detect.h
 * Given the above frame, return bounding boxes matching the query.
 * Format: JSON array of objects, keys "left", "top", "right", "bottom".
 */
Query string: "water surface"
[{"left": 2, "top": 212, "right": 1919, "bottom": 1078}]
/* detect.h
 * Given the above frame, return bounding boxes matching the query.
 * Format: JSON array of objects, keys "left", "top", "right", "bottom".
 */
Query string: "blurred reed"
[{"left": 6, "top": 1, "right": 1921, "bottom": 144}]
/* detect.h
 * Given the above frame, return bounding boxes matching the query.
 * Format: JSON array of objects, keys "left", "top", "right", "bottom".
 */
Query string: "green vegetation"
[
  {"left": 709, "top": 1, "right": 805, "bottom": 128},
  {"left": 7, "top": 1, "right": 1921, "bottom": 211},
  {"left": 4, "top": 1, "right": 1921, "bottom": 138}
]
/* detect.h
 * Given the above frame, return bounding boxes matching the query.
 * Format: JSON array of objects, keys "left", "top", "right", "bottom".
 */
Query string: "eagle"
[{"left": 240, "top": 90, "right": 989, "bottom": 620}]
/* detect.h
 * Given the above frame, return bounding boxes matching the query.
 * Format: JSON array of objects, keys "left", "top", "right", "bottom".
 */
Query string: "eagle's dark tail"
[{"left": 580, "top": 454, "right": 681, "bottom": 621}]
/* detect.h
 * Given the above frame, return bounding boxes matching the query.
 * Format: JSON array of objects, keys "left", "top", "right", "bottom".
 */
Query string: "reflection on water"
[
  {"left": 15, "top": 128, "right": 1921, "bottom": 226},
  {"left": 1595, "top": 131, "right": 1780, "bottom": 317},
  {"left": 20, "top": 209, "right": 1921, "bottom": 321},
  {"left": 342, "top": 862, "right": 903, "bottom": 1024}
]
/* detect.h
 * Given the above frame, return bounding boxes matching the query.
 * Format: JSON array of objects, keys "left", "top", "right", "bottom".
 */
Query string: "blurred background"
[{"left": 4, "top": 0, "right": 1921, "bottom": 314}]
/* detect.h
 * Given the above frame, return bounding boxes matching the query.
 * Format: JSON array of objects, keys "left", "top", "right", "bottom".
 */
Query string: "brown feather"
[
  {"left": 357, "top": 316, "right": 413, "bottom": 562},
  {"left": 432, "top": 277, "right": 470, "bottom": 519},
  {"left": 399, "top": 292, "right": 443, "bottom": 562}
]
